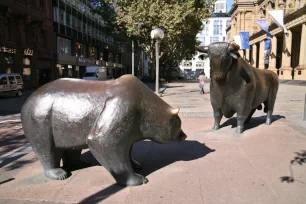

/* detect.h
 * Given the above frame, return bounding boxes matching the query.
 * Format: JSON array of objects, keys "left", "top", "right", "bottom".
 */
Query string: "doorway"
[{"left": 39, "top": 69, "right": 50, "bottom": 86}]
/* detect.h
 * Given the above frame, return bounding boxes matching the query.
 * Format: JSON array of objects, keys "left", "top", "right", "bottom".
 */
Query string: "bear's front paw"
[
  {"left": 44, "top": 168, "right": 68, "bottom": 180},
  {"left": 121, "top": 173, "right": 148, "bottom": 186}
]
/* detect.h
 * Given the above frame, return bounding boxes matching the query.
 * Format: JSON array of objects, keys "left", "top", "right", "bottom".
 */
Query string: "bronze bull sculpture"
[
  {"left": 21, "top": 75, "right": 187, "bottom": 186},
  {"left": 196, "top": 42, "right": 279, "bottom": 134}
]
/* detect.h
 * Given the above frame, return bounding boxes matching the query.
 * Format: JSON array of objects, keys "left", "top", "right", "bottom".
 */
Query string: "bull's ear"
[
  {"left": 230, "top": 52, "right": 239, "bottom": 59},
  {"left": 171, "top": 108, "right": 180, "bottom": 115}
]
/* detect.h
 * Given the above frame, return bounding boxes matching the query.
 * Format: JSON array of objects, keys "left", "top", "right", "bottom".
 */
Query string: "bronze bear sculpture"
[
  {"left": 196, "top": 42, "right": 279, "bottom": 134},
  {"left": 21, "top": 75, "right": 187, "bottom": 186}
]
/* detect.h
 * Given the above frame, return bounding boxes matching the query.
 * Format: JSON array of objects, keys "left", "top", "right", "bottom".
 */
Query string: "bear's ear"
[{"left": 171, "top": 108, "right": 180, "bottom": 115}]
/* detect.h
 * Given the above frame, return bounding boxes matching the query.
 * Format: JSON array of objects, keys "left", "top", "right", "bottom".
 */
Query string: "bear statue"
[{"left": 21, "top": 75, "right": 187, "bottom": 186}]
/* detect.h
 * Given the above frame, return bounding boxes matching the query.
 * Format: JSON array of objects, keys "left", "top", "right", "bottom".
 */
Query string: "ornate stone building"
[
  {"left": 0, "top": 0, "right": 56, "bottom": 88},
  {"left": 227, "top": 0, "right": 306, "bottom": 80}
]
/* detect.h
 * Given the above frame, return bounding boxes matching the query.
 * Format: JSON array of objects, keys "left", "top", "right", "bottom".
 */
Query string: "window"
[
  {"left": 59, "top": 9, "right": 65, "bottom": 24},
  {"left": 213, "top": 20, "right": 221, "bottom": 35},
  {"left": 196, "top": 63, "right": 204, "bottom": 67},
  {"left": 4, "top": 55, "right": 14, "bottom": 64},
  {"left": 23, "top": 58, "right": 31, "bottom": 65},
  {"left": 8, "top": 76, "right": 16, "bottom": 85},
  {"left": 76, "top": 42, "right": 86, "bottom": 57},
  {"left": 57, "top": 37, "right": 71, "bottom": 56},
  {"left": 15, "top": 76, "right": 22, "bottom": 83},
  {"left": 23, "top": 68, "right": 31, "bottom": 80},
  {"left": 226, "top": 20, "right": 231, "bottom": 28},
  {"left": 53, "top": 7, "right": 58, "bottom": 22},
  {"left": 66, "top": 14, "right": 71, "bottom": 27},
  {"left": 0, "top": 77, "right": 8, "bottom": 85},
  {"left": 210, "top": 36, "right": 219, "bottom": 43}
]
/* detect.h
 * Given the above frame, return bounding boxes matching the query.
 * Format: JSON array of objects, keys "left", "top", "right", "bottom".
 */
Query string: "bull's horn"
[
  {"left": 171, "top": 108, "right": 180, "bottom": 115},
  {"left": 195, "top": 46, "right": 208, "bottom": 53},
  {"left": 229, "top": 43, "right": 240, "bottom": 51}
]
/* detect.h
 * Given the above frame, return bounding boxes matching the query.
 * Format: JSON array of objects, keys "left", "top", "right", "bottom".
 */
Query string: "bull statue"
[
  {"left": 196, "top": 42, "right": 279, "bottom": 134},
  {"left": 21, "top": 75, "right": 187, "bottom": 186}
]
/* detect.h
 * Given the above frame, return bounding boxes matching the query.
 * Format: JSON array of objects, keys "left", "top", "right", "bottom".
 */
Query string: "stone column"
[
  {"left": 295, "top": 23, "right": 306, "bottom": 80},
  {"left": 269, "top": 36, "right": 278, "bottom": 74},
  {"left": 252, "top": 44, "right": 257, "bottom": 66},
  {"left": 241, "top": 11, "right": 245, "bottom": 31},
  {"left": 245, "top": 49, "right": 250, "bottom": 63},
  {"left": 259, "top": 40, "right": 265, "bottom": 69},
  {"left": 279, "top": 30, "right": 293, "bottom": 79}
]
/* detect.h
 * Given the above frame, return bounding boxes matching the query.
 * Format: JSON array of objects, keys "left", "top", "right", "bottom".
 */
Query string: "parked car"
[{"left": 0, "top": 73, "right": 24, "bottom": 97}]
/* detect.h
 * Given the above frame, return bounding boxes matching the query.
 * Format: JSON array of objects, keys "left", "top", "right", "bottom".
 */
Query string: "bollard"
[{"left": 304, "top": 94, "right": 306, "bottom": 121}]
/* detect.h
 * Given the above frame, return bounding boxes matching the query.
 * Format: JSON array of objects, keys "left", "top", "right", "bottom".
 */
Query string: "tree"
[{"left": 94, "top": 0, "right": 213, "bottom": 79}]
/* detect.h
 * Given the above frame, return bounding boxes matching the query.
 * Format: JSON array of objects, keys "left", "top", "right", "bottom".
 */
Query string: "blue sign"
[
  {"left": 256, "top": 19, "right": 273, "bottom": 38},
  {"left": 239, "top": 32, "right": 250, "bottom": 50},
  {"left": 264, "top": 39, "right": 271, "bottom": 51}
]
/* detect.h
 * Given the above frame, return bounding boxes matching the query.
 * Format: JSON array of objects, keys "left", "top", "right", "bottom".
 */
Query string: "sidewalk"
[{"left": 0, "top": 82, "right": 306, "bottom": 204}]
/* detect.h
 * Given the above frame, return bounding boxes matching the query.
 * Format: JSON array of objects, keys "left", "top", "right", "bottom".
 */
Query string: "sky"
[{"left": 226, "top": 0, "right": 234, "bottom": 12}]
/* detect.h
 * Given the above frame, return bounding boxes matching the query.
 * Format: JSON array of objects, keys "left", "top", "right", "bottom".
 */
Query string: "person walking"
[{"left": 198, "top": 71, "right": 205, "bottom": 94}]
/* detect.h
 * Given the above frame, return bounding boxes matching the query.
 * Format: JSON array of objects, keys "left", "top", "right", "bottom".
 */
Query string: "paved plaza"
[{"left": 0, "top": 82, "right": 306, "bottom": 204}]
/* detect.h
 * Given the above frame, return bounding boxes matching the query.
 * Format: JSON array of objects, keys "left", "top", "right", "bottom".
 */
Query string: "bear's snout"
[{"left": 179, "top": 130, "right": 187, "bottom": 141}]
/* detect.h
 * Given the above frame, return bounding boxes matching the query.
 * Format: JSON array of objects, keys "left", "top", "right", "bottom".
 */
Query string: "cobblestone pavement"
[{"left": 0, "top": 82, "right": 305, "bottom": 204}]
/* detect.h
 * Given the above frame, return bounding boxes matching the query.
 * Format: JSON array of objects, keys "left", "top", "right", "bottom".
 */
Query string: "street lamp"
[{"left": 151, "top": 28, "right": 164, "bottom": 95}]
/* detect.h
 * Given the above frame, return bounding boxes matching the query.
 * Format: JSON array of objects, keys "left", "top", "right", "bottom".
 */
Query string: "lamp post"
[{"left": 151, "top": 28, "right": 164, "bottom": 95}]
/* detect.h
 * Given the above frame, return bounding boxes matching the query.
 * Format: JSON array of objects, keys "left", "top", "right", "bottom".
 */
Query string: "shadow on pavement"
[
  {"left": 220, "top": 115, "right": 285, "bottom": 131},
  {"left": 280, "top": 150, "right": 306, "bottom": 184},
  {"left": 77, "top": 141, "right": 214, "bottom": 203}
]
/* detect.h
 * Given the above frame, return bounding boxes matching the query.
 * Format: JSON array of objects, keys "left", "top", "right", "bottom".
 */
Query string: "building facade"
[
  {"left": 179, "top": 9, "right": 231, "bottom": 78},
  {"left": 52, "top": 0, "right": 126, "bottom": 80},
  {"left": 227, "top": 0, "right": 306, "bottom": 80},
  {"left": 0, "top": 0, "right": 56, "bottom": 88}
]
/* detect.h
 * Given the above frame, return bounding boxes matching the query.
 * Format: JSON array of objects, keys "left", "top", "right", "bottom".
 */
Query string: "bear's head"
[{"left": 140, "top": 108, "right": 187, "bottom": 144}]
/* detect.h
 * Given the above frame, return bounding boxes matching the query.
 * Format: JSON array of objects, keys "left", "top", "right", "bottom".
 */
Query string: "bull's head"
[{"left": 196, "top": 42, "right": 240, "bottom": 81}]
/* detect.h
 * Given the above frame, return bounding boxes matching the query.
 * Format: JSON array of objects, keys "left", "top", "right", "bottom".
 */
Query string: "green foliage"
[{"left": 94, "top": 0, "right": 213, "bottom": 77}]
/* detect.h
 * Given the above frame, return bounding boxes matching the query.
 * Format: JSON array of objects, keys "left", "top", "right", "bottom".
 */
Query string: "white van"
[
  {"left": 83, "top": 66, "right": 110, "bottom": 81},
  {"left": 0, "top": 73, "right": 24, "bottom": 96}
]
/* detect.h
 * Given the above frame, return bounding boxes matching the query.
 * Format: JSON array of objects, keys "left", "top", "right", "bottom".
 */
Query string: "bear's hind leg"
[
  {"left": 88, "top": 138, "right": 148, "bottom": 186},
  {"left": 32, "top": 142, "right": 67, "bottom": 180},
  {"left": 25, "top": 125, "right": 68, "bottom": 180}
]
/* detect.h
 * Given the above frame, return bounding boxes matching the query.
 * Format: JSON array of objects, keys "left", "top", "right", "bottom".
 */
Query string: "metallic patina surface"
[
  {"left": 21, "top": 75, "right": 187, "bottom": 186},
  {"left": 196, "top": 42, "right": 279, "bottom": 134}
]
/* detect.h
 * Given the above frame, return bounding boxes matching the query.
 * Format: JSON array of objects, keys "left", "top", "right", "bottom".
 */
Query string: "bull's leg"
[
  {"left": 245, "top": 108, "right": 256, "bottom": 124},
  {"left": 266, "top": 86, "right": 278, "bottom": 125},
  {"left": 236, "top": 114, "right": 249, "bottom": 134},
  {"left": 88, "top": 138, "right": 148, "bottom": 186},
  {"left": 212, "top": 109, "right": 223, "bottom": 130},
  {"left": 130, "top": 145, "right": 142, "bottom": 170}
]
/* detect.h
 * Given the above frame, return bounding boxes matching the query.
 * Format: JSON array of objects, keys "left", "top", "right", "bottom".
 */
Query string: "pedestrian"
[{"left": 198, "top": 71, "right": 205, "bottom": 94}]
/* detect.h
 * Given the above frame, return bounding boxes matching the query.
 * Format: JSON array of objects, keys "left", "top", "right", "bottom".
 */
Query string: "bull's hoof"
[
  {"left": 266, "top": 120, "right": 271, "bottom": 125},
  {"left": 44, "top": 168, "right": 68, "bottom": 180},
  {"left": 119, "top": 173, "right": 148, "bottom": 186},
  {"left": 235, "top": 127, "right": 244, "bottom": 134},
  {"left": 212, "top": 125, "right": 220, "bottom": 130}
]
